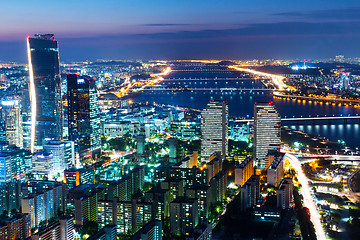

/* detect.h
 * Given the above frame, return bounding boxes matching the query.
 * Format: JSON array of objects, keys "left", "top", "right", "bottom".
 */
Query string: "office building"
[
  {"left": 102, "top": 121, "right": 140, "bottom": 138},
  {"left": 64, "top": 166, "right": 95, "bottom": 190},
  {"left": 235, "top": 157, "right": 254, "bottom": 187},
  {"left": 0, "top": 146, "right": 30, "bottom": 183},
  {"left": 240, "top": 175, "right": 260, "bottom": 211},
  {"left": 67, "top": 74, "right": 101, "bottom": 161},
  {"left": 27, "top": 34, "right": 63, "bottom": 153},
  {"left": 201, "top": 101, "right": 228, "bottom": 161},
  {"left": 170, "top": 196, "right": 199, "bottom": 236},
  {"left": 267, "top": 151, "right": 285, "bottom": 187},
  {"left": 254, "top": 102, "right": 281, "bottom": 169},
  {"left": 32, "top": 151, "right": 54, "bottom": 179},
  {"left": 43, "top": 140, "right": 75, "bottom": 175},
  {"left": 277, "top": 178, "right": 293, "bottom": 209},
  {"left": 1, "top": 100, "right": 23, "bottom": 148},
  {"left": 170, "top": 119, "right": 201, "bottom": 140}
]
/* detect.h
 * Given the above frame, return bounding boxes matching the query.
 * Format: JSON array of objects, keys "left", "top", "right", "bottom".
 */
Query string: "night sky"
[{"left": 1, "top": 0, "right": 360, "bottom": 62}]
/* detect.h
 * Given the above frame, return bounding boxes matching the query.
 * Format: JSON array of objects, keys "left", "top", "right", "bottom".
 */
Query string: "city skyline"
[
  {"left": 2, "top": 1, "right": 360, "bottom": 239},
  {"left": 1, "top": 0, "right": 360, "bottom": 61}
]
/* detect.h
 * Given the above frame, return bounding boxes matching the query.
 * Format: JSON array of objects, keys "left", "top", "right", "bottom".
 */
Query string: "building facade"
[
  {"left": 1, "top": 100, "right": 23, "bottom": 148},
  {"left": 27, "top": 34, "right": 63, "bottom": 152},
  {"left": 67, "top": 74, "right": 101, "bottom": 161},
  {"left": 201, "top": 101, "right": 228, "bottom": 161},
  {"left": 254, "top": 102, "right": 281, "bottom": 169}
]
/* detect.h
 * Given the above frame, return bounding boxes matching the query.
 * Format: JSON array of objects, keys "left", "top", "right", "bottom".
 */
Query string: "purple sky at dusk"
[{"left": 1, "top": 0, "right": 360, "bottom": 62}]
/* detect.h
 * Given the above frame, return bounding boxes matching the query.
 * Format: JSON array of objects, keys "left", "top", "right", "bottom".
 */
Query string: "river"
[{"left": 132, "top": 68, "right": 360, "bottom": 148}]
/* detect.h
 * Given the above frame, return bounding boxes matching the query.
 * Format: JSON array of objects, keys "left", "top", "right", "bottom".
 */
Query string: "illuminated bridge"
[
  {"left": 235, "top": 115, "right": 360, "bottom": 124},
  {"left": 132, "top": 87, "right": 279, "bottom": 92},
  {"left": 161, "top": 77, "right": 255, "bottom": 81}
]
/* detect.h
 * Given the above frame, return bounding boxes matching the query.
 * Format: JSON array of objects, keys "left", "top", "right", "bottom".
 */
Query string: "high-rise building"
[
  {"left": 97, "top": 198, "right": 153, "bottom": 235},
  {"left": 67, "top": 74, "right": 101, "bottom": 161},
  {"left": 88, "top": 225, "right": 117, "bottom": 240},
  {"left": 201, "top": 100, "right": 228, "bottom": 161},
  {"left": 235, "top": 157, "right": 254, "bottom": 187},
  {"left": 240, "top": 175, "right": 260, "bottom": 211},
  {"left": 0, "top": 180, "right": 22, "bottom": 216},
  {"left": 129, "top": 220, "right": 162, "bottom": 240},
  {"left": 69, "top": 184, "right": 105, "bottom": 226},
  {"left": 22, "top": 189, "right": 56, "bottom": 228},
  {"left": 254, "top": 102, "right": 281, "bottom": 169},
  {"left": 1, "top": 100, "right": 23, "bottom": 148},
  {"left": 0, "top": 213, "right": 31, "bottom": 240},
  {"left": 30, "top": 217, "right": 74, "bottom": 240},
  {"left": 277, "top": 178, "right": 293, "bottom": 209},
  {"left": 168, "top": 137, "right": 177, "bottom": 160},
  {"left": 27, "top": 34, "right": 63, "bottom": 153},
  {"left": 170, "top": 196, "right": 199, "bottom": 236},
  {"left": 267, "top": 151, "right": 285, "bottom": 187}
]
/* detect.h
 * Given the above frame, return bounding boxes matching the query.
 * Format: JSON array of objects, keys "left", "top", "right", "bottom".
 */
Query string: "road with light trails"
[
  {"left": 285, "top": 152, "right": 327, "bottom": 240},
  {"left": 111, "top": 67, "right": 171, "bottom": 98},
  {"left": 229, "top": 65, "right": 294, "bottom": 91}
]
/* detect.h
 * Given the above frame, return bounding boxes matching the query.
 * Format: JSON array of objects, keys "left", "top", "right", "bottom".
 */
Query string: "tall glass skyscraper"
[
  {"left": 201, "top": 100, "right": 228, "bottom": 162},
  {"left": 254, "top": 102, "right": 281, "bottom": 169},
  {"left": 67, "top": 74, "right": 101, "bottom": 162},
  {"left": 27, "top": 34, "right": 63, "bottom": 153}
]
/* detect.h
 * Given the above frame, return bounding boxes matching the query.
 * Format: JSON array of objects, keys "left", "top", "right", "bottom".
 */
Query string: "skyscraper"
[
  {"left": 67, "top": 74, "right": 101, "bottom": 161},
  {"left": 1, "top": 100, "right": 23, "bottom": 148},
  {"left": 253, "top": 102, "right": 281, "bottom": 169},
  {"left": 27, "top": 34, "right": 63, "bottom": 153},
  {"left": 200, "top": 100, "right": 228, "bottom": 162}
]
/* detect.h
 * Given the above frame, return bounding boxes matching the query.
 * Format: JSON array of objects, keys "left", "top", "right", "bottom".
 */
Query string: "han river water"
[{"left": 132, "top": 68, "right": 360, "bottom": 148}]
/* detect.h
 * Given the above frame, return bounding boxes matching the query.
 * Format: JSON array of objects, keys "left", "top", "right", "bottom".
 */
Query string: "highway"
[
  {"left": 229, "top": 65, "right": 290, "bottom": 90},
  {"left": 111, "top": 67, "right": 171, "bottom": 98},
  {"left": 285, "top": 152, "right": 327, "bottom": 240},
  {"left": 274, "top": 91, "right": 360, "bottom": 104}
]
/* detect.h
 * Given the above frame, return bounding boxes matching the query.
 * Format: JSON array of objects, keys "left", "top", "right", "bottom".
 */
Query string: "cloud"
[
  {"left": 3, "top": 20, "right": 360, "bottom": 62},
  {"left": 142, "top": 24, "right": 194, "bottom": 26},
  {"left": 273, "top": 8, "right": 360, "bottom": 21}
]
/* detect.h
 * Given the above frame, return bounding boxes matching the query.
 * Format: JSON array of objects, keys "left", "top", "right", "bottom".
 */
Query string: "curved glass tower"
[{"left": 27, "top": 34, "right": 63, "bottom": 152}]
